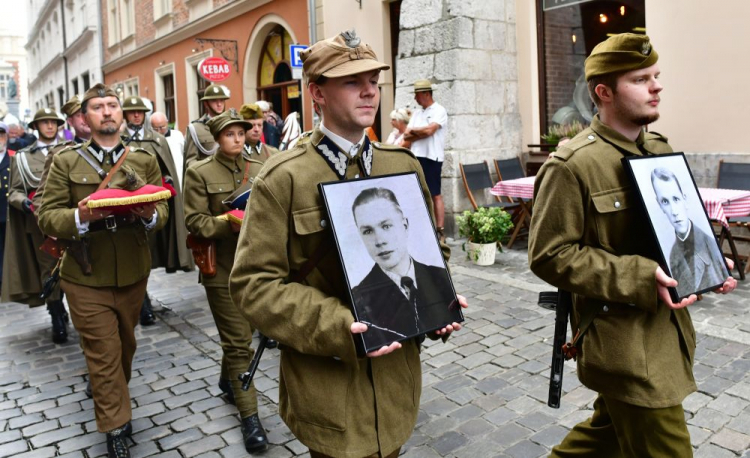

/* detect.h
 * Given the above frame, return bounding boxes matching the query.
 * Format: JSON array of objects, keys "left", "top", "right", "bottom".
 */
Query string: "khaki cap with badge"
[
  {"left": 201, "top": 84, "right": 231, "bottom": 101},
  {"left": 585, "top": 33, "right": 658, "bottom": 81},
  {"left": 82, "top": 83, "right": 120, "bottom": 105},
  {"left": 239, "top": 103, "right": 263, "bottom": 120},
  {"left": 61, "top": 95, "right": 82, "bottom": 118},
  {"left": 301, "top": 29, "right": 390, "bottom": 83},
  {"left": 207, "top": 108, "right": 251, "bottom": 139},
  {"left": 30, "top": 108, "right": 64, "bottom": 128},
  {"left": 413, "top": 79, "right": 433, "bottom": 93},
  {"left": 122, "top": 96, "right": 151, "bottom": 112}
]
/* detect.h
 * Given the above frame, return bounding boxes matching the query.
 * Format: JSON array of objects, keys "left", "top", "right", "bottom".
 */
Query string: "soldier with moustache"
[
  {"left": 183, "top": 84, "right": 230, "bottom": 170},
  {"left": 38, "top": 84, "right": 168, "bottom": 458},
  {"left": 229, "top": 31, "right": 468, "bottom": 457},
  {"left": 240, "top": 103, "right": 279, "bottom": 163},
  {"left": 1, "top": 108, "right": 73, "bottom": 343},
  {"left": 121, "top": 96, "right": 193, "bottom": 325}
]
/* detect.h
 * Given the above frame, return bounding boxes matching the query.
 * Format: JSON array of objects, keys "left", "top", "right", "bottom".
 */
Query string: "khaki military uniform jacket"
[
  {"left": 229, "top": 128, "right": 449, "bottom": 457},
  {"left": 183, "top": 114, "right": 217, "bottom": 171},
  {"left": 123, "top": 128, "right": 193, "bottom": 272},
  {"left": 1, "top": 140, "right": 71, "bottom": 305},
  {"left": 528, "top": 115, "right": 696, "bottom": 408},
  {"left": 183, "top": 151, "right": 264, "bottom": 287},
  {"left": 37, "top": 140, "right": 169, "bottom": 288}
]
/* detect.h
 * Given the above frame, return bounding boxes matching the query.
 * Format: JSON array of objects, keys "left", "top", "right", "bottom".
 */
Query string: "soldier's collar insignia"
[
  {"left": 341, "top": 29, "right": 361, "bottom": 48},
  {"left": 641, "top": 41, "right": 652, "bottom": 56},
  {"left": 359, "top": 137, "right": 373, "bottom": 177},
  {"left": 88, "top": 142, "right": 125, "bottom": 165},
  {"left": 314, "top": 135, "right": 373, "bottom": 180}
]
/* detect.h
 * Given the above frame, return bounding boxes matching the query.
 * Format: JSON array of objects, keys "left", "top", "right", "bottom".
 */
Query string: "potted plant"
[
  {"left": 541, "top": 121, "right": 588, "bottom": 151},
  {"left": 456, "top": 207, "right": 514, "bottom": 266}
]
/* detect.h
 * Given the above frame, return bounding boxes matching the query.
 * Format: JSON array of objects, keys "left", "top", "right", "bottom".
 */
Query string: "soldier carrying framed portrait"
[{"left": 319, "top": 172, "right": 463, "bottom": 355}]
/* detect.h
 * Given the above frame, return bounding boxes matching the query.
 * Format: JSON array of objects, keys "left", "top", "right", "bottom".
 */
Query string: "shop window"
[
  {"left": 257, "top": 25, "right": 303, "bottom": 128},
  {"left": 538, "top": 0, "right": 646, "bottom": 134}
]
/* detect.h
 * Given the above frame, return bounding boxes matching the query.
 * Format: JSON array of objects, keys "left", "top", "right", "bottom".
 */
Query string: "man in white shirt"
[
  {"left": 404, "top": 79, "right": 448, "bottom": 240},
  {"left": 151, "top": 111, "right": 185, "bottom": 188}
]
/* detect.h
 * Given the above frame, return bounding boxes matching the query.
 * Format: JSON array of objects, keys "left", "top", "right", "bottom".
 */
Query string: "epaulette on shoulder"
[
  {"left": 645, "top": 131, "right": 669, "bottom": 143},
  {"left": 191, "top": 156, "right": 213, "bottom": 169},
  {"left": 552, "top": 131, "right": 597, "bottom": 161},
  {"left": 256, "top": 144, "right": 307, "bottom": 179},
  {"left": 373, "top": 142, "right": 416, "bottom": 158},
  {"left": 129, "top": 146, "right": 154, "bottom": 156},
  {"left": 56, "top": 144, "right": 80, "bottom": 156}
]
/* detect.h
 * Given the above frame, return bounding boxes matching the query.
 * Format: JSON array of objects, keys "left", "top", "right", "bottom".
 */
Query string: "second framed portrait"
[
  {"left": 623, "top": 153, "right": 729, "bottom": 302},
  {"left": 319, "top": 172, "right": 462, "bottom": 355}
]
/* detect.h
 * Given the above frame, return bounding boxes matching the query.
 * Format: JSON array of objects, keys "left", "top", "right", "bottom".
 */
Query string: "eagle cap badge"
[{"left": 340, "top": 29, "right": 361, "bottom": 48}]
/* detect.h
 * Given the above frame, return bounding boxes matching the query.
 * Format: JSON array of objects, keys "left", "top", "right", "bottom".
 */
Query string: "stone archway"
[{"left": 243, "top": 14, "right": 306, "bottom": 128}]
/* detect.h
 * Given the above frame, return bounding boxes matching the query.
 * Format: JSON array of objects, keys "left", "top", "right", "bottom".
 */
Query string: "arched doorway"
[{"left": 257, "top": 26, "right": 302, "bottom": 128}]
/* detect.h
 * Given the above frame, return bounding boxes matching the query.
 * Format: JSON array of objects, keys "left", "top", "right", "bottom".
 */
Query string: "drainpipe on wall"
[
  {"left": 60, "top": 0, "right": 69, "bottom": 101},
  {"left": 308, "top": 0, "right": 317, "bottom": 44}
]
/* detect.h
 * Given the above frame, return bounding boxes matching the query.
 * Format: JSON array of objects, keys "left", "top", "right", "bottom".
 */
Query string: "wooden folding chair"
[{"left": 714, "top": 160, "right": 750, "bottom": 279}]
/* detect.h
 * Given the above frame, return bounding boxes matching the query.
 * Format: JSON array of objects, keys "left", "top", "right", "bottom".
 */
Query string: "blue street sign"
[{"left": 290, "top": 45, "right": 308, "bottom": 69}]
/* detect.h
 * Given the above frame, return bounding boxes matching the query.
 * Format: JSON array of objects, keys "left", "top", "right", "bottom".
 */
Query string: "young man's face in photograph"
[
  {"left": 653, "top": 177, "right": 689, "bottom": 238},
  {"left": 354, "top": 198, "right": 410, "bottom": 272}
]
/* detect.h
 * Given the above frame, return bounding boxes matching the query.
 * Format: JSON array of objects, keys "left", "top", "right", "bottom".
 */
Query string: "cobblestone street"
[{"left": 1, "top": 240, "right": 749, "bottom": 458}]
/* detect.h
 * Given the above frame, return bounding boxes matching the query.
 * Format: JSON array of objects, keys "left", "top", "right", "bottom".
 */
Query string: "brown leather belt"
[{"left": 89, "top": 214, "right": 140, "bottom": 232}]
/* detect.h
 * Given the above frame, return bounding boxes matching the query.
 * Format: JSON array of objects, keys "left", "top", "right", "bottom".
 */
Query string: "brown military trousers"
[
  {"left": 205, "top": 286, "right": 258, "bottom": 418},
  {"left": 309, "top": 447, "right": 401, "bottom": 458},
  {"left": 61, "top": 277, "right": 147, "bottom": 432},
  {"left": 550, "top": 394, "right": 692, "bottom": 458}
]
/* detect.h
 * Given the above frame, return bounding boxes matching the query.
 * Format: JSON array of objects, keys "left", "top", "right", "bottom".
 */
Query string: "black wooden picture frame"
[{"left": 319, "top": 172, "right": 463, "bottom": 356}]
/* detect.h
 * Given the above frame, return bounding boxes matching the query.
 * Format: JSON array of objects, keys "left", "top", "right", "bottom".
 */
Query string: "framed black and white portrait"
[
  {"left": 623, "top": 153, "right": 729, "bottom": 302},
  {"left": 319, "top": 172, "right": 462, "bottom": 355}
]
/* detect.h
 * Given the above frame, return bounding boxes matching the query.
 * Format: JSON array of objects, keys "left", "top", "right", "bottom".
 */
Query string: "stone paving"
[{"left": 1, "top": 240, "right": 749, "bottom": 458}]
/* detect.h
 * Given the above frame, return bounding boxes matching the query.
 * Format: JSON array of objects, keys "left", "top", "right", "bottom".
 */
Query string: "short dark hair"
[
  {"left": 651, "top": 167, "right": 684, "bottom": 196},
  {"left": 587, "top": 72, "right": 623, "bottom": 107},
  {"left": 352, "top": 187, "right": 404, "bottom": 223}
]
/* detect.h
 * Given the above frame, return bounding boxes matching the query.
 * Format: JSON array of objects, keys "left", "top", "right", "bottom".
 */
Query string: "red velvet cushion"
[
  {"left": 86, "top": 184, "right": 172, "bottom": 215},
  {"left": 217, "top": 209, "right": 244, "bottom": 225}
]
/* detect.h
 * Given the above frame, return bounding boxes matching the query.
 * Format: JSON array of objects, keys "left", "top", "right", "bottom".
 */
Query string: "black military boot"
[
  {"left": 140, "top": 294, "right": 156, "bottom": 326},
  {"left": 218, "top": 377, "right": 235, "bottom": 405},
  {"left": 47, "top": 300, "right": 68, "bottom": 344},
  {"left": 241, "top": 414, "right": 268, "bottom": 453},
  {"left": 106, "top": 425, "right": 131, "bottom": 458}
]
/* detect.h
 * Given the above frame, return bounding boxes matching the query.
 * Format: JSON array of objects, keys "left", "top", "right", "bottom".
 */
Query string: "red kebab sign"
[{"left": 198, "top": 57, "right": 231, "bottom": 82}]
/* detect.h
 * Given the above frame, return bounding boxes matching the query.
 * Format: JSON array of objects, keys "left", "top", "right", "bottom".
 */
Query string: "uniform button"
[
  {"left": 587, "top": 135, "right": 595, "bottom": 140},
  {"left": 614, "top": 201, "right": 621, "bottom": 208},
  {"left": 83, "top": 177, "right": 87, "bottom": 182},
  {"left": 237, "top": 180, "right": 240, "bottom": 183},
  {"left": 602, "top": 305, "right": 609, "bottom": 312},
  {"left": 320, "top": 220, "right": 327, "bottom": 228},
  {"left": 354, "top": 174, "right": 360, "bottom": 179},
  {"left": 219, "top": 188, "right": 223, "bottom": 191}
]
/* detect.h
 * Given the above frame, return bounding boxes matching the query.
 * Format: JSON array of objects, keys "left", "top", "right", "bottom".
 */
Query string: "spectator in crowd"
[
  {"left": 150, "top": 111, "right": 186, "bottom": 188},
  {"left": 256, "top": 100, "right": 281, "bottom": 148},
  {"left": 404, "top": 79, "right": 448, "bottom": 242},
  {"left": 8, "top": 123, "right": 35, "bottom": 150},
  {"left": 386, "top": 108, "right": 412, "bottom": 146}
]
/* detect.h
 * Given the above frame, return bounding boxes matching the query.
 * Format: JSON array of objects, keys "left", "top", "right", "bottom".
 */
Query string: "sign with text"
[
  {"left": 543, "top": 0, "right": 596, "bottom": 11},
  {"left": 198, "top": 57, "right": 231, "bottom": 82},
  {"left": 290, "top": 44, "right": 308, "bottom": 80}
]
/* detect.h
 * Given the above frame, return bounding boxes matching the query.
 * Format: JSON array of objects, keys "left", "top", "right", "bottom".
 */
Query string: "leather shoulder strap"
[{"left": 97, "top": 147, "right": 130, "bottom": 191}]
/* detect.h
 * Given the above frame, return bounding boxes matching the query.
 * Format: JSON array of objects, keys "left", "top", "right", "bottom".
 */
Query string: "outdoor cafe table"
[{"left": 490, "top": 176, "right": 750, "bottom": 228}]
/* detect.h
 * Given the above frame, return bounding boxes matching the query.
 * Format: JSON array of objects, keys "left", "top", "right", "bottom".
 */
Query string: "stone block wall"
[
  {"left": 684, "top": 152, "right": 750, "bottom": 187},
  {"left": 395, "top": 0, "right": 522, "bottom": 235}
]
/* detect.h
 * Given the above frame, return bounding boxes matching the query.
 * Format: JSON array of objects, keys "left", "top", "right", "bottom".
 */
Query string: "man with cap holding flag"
[
  {"left": 38, "top": 83, "right": 169, "bottom": 458},
  {"left": 121, "top": 95, "right": 193, "bottom": 326},
  {"left": 229, "top": 30, "right": 467, "bottom": 457},
  {"left": 528, "top": 33, "right": 737, "bottom": 457},
  {"left": 1, "top": 108, "right": 74, "bottom": 343},
  {"left": 183, "top": 83, "right": 230, "bottom": 170}
]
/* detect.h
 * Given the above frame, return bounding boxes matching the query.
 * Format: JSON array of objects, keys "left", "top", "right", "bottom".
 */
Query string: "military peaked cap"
[
  {"left": 82, "top": 83, "right": 119, "bottom": 105},
  {"left": 207, "top": 108, "right": 251, "bottom": 139},
  {"left": 239, "top": 103, "right": 263, "bottom": 120},
  {"left": 61, "top": 95, "right": 82, "bottom": 118},
  {"left": 301, "top": 29, "right": 389, "bottom": 83}
]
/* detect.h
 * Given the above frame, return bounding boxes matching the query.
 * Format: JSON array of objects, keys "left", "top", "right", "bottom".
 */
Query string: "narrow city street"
[{"left": 1, "top": 241, "right": 749, "bottom": 458}]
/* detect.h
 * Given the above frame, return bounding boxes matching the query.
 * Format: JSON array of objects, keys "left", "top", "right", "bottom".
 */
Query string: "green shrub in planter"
[{"left": 456, "top": 207, "right": 514, "bottom": 250}]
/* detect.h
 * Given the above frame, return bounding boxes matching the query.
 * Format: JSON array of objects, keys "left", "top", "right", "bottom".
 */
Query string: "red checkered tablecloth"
[
  {"left": 699, "top": 187, "right": 750, "bottom": 228},
  {"left": 490, "top": 179, "right": 750, "bottom": 228},
  {"left": 490, "top": 176, "right": 536, "bottom": 200}
]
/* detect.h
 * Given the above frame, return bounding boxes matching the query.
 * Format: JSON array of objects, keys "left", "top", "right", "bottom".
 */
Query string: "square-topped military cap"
[
  {"left": 301, "top": 29, "right": 390, "bottom": 83},
  {"left": 61, "top": 95, "right": 82, "bottom": 117}
]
